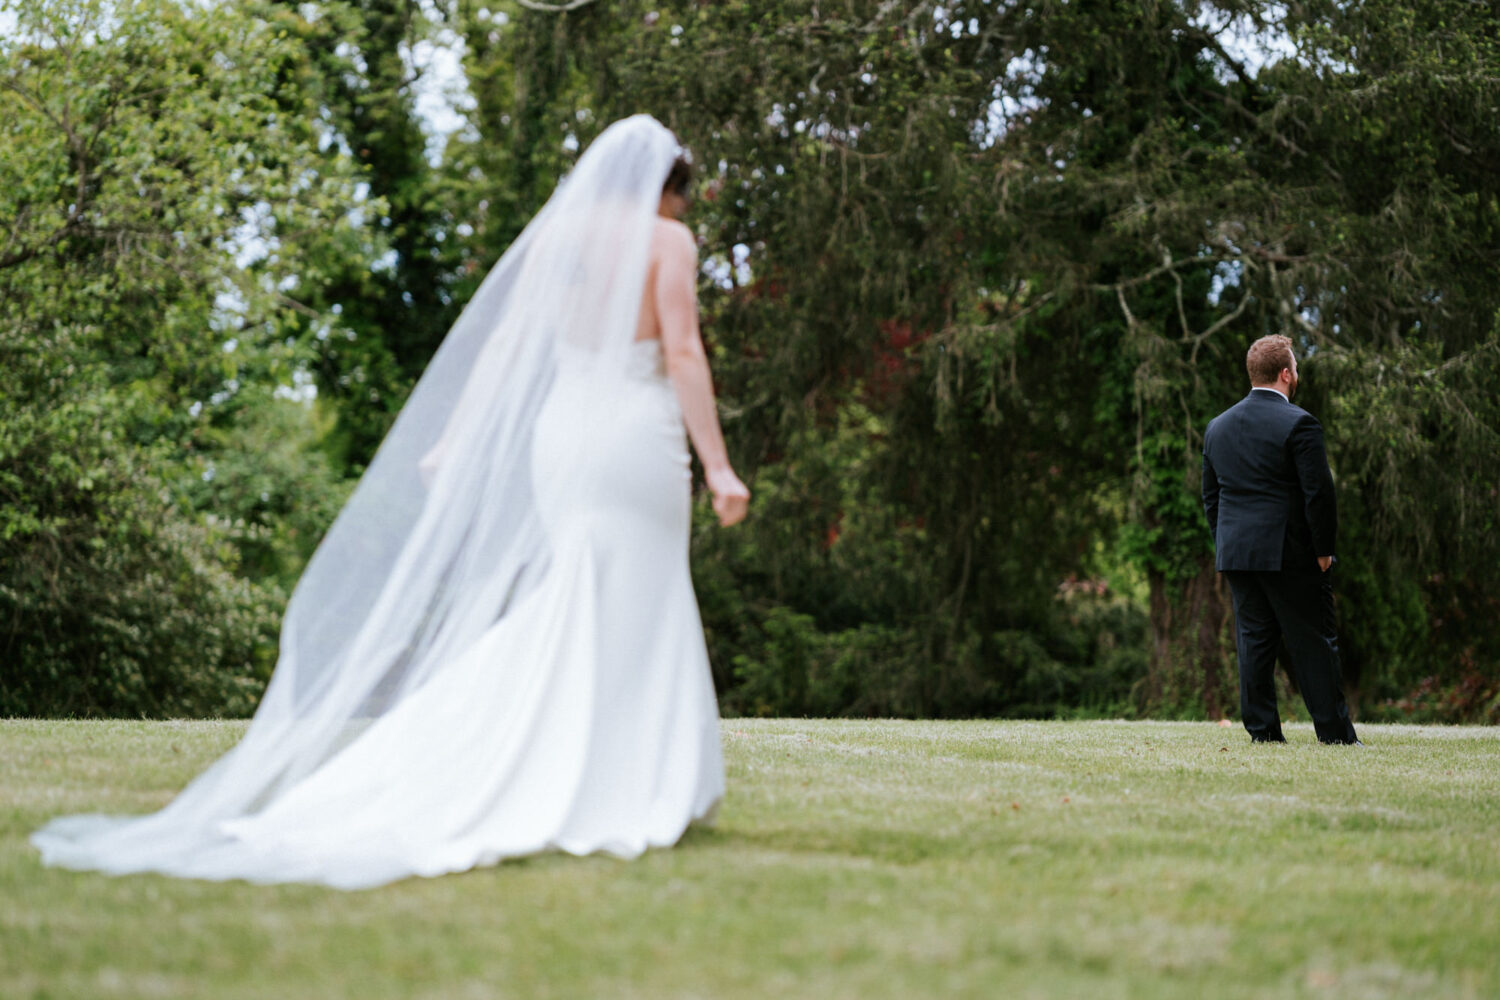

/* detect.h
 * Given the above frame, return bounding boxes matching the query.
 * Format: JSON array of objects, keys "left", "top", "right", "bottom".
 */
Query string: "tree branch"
[
  {"left": 1181, "top": 24, "right": 1259, "bottom": 94},
  {"left": 515, "top": 0, "right": 600, "bottom": 11},
  {"left": 1189, "top": 288, "right": 1254, "bottom": 366},
  {"left": 0, "top": 79, "right": 93, "bottom": 271}
]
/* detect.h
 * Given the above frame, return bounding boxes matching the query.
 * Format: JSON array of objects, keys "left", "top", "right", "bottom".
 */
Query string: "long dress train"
[{"left": 36, "top": 341, "right": 724, "bottom": 889}]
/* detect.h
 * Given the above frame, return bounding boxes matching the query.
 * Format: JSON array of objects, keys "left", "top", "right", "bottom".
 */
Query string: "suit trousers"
[{"left": 1223, "top": 569, "right": 1358, "bottom": 744}]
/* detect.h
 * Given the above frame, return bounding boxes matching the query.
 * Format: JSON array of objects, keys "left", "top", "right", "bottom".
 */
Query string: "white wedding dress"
[
  {"left": 32, "top": 116, "right": 725, "bottom": 889},
  {"left": 208, "top": 341, "right": 723, "bottom": 887}
]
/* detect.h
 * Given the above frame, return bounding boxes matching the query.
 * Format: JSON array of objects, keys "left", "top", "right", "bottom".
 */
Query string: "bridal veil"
[{"left": 32, "top": 114, "right": 695, "bottom": 882}]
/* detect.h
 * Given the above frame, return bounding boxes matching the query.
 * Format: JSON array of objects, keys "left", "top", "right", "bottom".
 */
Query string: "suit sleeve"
[
  {"left": 1290, "top": 415, "right": 1337, "bottom": 557},
  {"left": 1201, "top": 450, "right": 1220, "bottom": 537}
]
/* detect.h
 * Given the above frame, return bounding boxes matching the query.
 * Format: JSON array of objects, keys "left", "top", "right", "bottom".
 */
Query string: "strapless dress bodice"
[
  {"left": 625, "top": 339, "right": 667, "bottom": 381},
  {"left": 555, "top": 339, "right": 667, "bottom": 383}
]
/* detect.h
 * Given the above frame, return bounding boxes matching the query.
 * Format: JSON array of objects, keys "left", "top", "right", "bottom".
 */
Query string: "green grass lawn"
[{"left": 3, "top": 719, "right": 1498, "bottom": 999}]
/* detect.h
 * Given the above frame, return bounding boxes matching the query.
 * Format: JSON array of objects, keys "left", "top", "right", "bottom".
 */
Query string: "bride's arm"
[{"left": 656, "top": 221, "right": 750, "bottom": 527}]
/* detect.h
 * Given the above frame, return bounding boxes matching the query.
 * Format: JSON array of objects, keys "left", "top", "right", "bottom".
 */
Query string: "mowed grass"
[{"left": 2, "top": 719, "right": 1498, "bottom": 999}]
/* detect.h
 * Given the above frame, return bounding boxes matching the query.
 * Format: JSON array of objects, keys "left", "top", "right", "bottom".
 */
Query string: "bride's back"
[{"left": 635, "top": 217, "right": 694, "bottom": 344}]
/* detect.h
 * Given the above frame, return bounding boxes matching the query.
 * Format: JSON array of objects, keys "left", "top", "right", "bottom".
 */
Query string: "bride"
[{"left": 32, "top": 114, "right": 750, "bottom": 889}]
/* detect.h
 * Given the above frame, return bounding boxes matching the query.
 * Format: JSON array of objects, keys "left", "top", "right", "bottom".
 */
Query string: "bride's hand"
[{"left": 706, "top": 466, "right": 750, "bottom": 527}]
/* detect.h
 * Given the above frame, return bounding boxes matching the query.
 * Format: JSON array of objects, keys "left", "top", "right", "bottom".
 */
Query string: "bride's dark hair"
[{"left": 663, "top": 154, "right": 692, "bottom": 197}]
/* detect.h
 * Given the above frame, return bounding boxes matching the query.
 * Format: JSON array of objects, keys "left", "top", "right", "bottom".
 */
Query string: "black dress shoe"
[{"left": 1251, "top": 735, "right": 1287, "bottom": 744}]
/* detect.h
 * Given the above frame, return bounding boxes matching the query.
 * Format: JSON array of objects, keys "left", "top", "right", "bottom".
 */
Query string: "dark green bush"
[{"left": 0, "top": 377, "right": 279, "bottom": 717}]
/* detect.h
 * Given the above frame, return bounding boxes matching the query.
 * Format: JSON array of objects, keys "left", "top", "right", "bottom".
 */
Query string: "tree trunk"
[{"left": 1144, "top": 559, "right": 1235, "bottom": 717}]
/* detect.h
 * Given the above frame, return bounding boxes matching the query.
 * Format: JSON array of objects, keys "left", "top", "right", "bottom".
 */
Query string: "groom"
[{"left": 1201, "top": 335, "right": 1360, "bottom": 745}]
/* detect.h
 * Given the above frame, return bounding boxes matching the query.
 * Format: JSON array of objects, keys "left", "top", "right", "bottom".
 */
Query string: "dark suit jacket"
[{"left": 1202, "top": 388, "right": 1337, "bottom": 573}]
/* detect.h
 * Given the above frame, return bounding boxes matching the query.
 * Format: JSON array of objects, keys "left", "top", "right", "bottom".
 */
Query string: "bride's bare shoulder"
[{"left": 650, "top": 217, "right": 696, "bottom": 259}]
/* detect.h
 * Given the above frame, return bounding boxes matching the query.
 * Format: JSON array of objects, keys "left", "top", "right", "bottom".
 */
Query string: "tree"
[
  {"left": 461, "top": 0, "right": 1499, "bottom": 719},
  {"left": 269, "top": 0, "right": 478, "bottom": 471},
  {"left": 451, "top": 1, "right": 1149, "bottom": 716},
  {"left": 953, "top": 0, "right": 1500, "bottom": 717},
  {"left": 0, "top": 0, "right": 365, "bottom": 714}
]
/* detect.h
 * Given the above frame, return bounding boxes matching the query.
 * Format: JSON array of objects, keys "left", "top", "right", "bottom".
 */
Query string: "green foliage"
[
  {"left": 0, "top": 0, "right": 365, "bottom": 715},
  {"left": 0, "top": 349, "right": 279, "bottom": 716},
  {"left": 453, "top": 1, "right": 1143, "bottom": 717},
  {"left": 272, "top": 0, "right": 478, "bottom": 471},
  {"left": 4, "top": 0, "right": 1496, "bottom": 720},
  {"left": 386, "top": 0, "right": 1500, "bottom": 720}
]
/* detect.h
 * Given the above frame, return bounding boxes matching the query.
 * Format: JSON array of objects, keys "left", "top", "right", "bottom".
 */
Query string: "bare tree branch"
[{"left": 515, "top": 0, "right": 601, "bottom": 11}]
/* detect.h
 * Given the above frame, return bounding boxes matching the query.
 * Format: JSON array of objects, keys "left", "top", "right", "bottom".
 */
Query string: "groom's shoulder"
[
  {"left": 1288, "top": 404, "right": 1324, "bottom": 437},
  {"left": 1282, "top": 397, "right": 1319, "bottom": 424},
  {"left": 1247, "top": 390, "right": 1317, "bottom": 425},
  {"left": 1209, "top": 393, "right": 1254, "bottom": 424}
]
